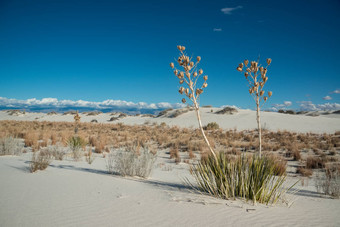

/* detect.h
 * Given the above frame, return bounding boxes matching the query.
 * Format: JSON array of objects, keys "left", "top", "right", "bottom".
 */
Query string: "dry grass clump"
[
  {"left": 306, "top": 156, "right": 326, "bottom": 169},
  {"left": 47, "top": 144, "right": 66, "bottom": 160},
  {"left": 0, "top": 137, "right": 24, "bottom": 156},
  {"left": 296, "top": 167, "right": 313, "bottom": 177},
  {"left": 30, "top": 149, "right": 53, "bottom": 172}
]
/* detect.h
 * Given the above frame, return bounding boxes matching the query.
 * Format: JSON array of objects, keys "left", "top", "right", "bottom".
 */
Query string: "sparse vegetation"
[
  {"left": 203, "top": 122, "right": 220, "bottom": 130},
  {"left": 108, "top": 147, "right": 156, "bottom": 178},
  {"left": 30, "top": 149, "right": 53, "bottom": 172},
  {"left": 315, "top": 164, "right": 340, "bottom": 198},
  {"left": 0, "top": 137, "right": 24, "bottom": 156}
]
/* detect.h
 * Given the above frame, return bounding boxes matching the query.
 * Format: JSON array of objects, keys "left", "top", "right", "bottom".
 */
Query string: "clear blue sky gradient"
[{"left": 1, "top": 0, "right": 339, "bottom": 110}]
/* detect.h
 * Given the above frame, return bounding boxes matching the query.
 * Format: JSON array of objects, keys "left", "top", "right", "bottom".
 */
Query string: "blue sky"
[{"left": 1, "top": 0, "right": 340, "bottom": 111}]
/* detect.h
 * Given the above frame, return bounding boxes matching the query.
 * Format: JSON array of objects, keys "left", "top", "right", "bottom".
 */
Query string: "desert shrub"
[
  {"left": 203, "top": 122, "right": 220, "bottom": 130},
  {"left": 215, "top": 107, "right": 238, "bottom": 115},
  {"left": 316, "top": 164, "right": 340, "bottom": 198},
  {"left": 188, "top": 153, "right": 292, "bottom": 204},
  {"left": 85, "top": 147, "right": 95, "bottom": 164},
  {"left": 107, "top": 147, "right": 156, "bottom": 178},
  {"left": 48, "top": 143, "right": 66, "bottom": 160},
  {"left": 68, "top": 136, "right": 86, "bottom": 161},
  {"left": 30, "top": 149, "right": 53, "bottom": 172},
  {"left": 0, "top": 137, "right": 24, "bottom": 156},
  {"left": 296, "top": 167, "right": 313, "bottom": 177},
  {"left": 306, "top": 156, "right": 326, "bottom": 169}
]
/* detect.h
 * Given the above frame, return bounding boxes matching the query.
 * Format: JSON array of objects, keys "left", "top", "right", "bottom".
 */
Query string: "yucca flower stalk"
[
  {"left": 74, "top": 111, "right": 81, "bottom": 135},
  {"left": 236, "top": 58, "right": 273, "bottom": 158},
  {"left": 170, "top": 45, "right": 217, "bottom": 161}
]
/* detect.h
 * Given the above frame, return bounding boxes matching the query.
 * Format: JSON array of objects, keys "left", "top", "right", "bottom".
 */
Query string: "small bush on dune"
[
  {"left": 0, "top": 137, "right": 24, "bottom": 156},
  {"left": 316, "top": 164, "right": 340, "bottom": 198},
  {"left": 48, "top": 143, "right": 66, "bottom": 160},
  {"left": 68, "top": 136, "right": 86, "bottom": 161},
  {"left": 203, "top": 122, "right": 220, "bottom": 130},
  {"left": 30, "top": 149, "right": 53, "bottom": 172},
  {"left": 107, "top": 147, "right": 156, "bottom": 178},
  {"left": 188, "top": 152, "right": 293, "bottom": 205}
]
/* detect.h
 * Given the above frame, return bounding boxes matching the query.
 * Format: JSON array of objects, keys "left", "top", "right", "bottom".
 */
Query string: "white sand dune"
[
  {"left": 1, "top": 108, "right": 340, "bottom": 226},
  {"left": 1, "top": 108, "right": 339, "bottom": 133},
  {"left": 1, "top": 151, "right": 339, "bottom": 227}
]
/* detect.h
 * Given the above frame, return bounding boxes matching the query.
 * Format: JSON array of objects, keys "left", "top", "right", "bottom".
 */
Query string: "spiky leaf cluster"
[
  {"left": 170, "top": 45, "right": 208, "bottom": 105},
  {"left": 236, "top": 58, "right": 273, "bottom": 105}
]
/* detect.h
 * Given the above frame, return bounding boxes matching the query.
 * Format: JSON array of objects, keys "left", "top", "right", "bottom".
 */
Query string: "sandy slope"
[
  {"left": 1, "top": 151, "right": 339, "bottom": 227},
  {"left": 1, "top": 108, "right": 340, "bottom": 133}
]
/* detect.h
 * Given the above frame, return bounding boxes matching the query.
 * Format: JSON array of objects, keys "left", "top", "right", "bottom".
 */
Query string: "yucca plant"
[
  {"left": 188, "top": 153, "right": 292, "bottom": 205},
  {"left": 170, "top": 45, "right": 217, "bottom": 160},
  {"left": 237, "top": 59, "right": 273, "bottom": 157}
]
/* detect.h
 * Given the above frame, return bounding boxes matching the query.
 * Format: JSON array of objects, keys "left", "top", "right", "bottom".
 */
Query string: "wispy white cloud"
[
  {"left": 323, "top": 96, "right": 332, "bottom": 100},
  {"left": 298, "top": 101, "right": 340, "bottom": 111},
  {"left": 331, "top": 89, "right": 340, "bottom": 94},
  {"left": 0, "top": 97, "right": 185, "bottom": 113},
  {"left": 221, "top": 6, "right": 243, "bottom": 15},
  {"left": 213, "top": 28, "right": 222, "bottom": 32},
  {"left": 271, "top": 101, "right": 292, "bottom": 111}
]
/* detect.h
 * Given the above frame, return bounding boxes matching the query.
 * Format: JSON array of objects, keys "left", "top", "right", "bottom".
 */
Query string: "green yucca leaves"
[{"left": 188, "top": 153, "right": 295, "bottom": 205}]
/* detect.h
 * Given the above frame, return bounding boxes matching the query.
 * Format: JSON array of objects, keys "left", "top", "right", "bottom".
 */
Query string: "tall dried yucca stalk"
[
  {"left": 170, "top": 45, "right": 217, "bottom": 160},
  {"left": 74, "top": 111, "right": 81, "bottom": 135},
  {"left": 236, "top": 58, "right": 273, "bottom": 157}
]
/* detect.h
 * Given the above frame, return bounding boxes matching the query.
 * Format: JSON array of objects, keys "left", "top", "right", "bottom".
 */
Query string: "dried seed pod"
[
  {"left": 185, "top": 72, "right": 190, "bottom": 78},
  {"left": 263, "top": 77, "right": 268, "bottom": 82},
  {"left": 181, "top": 46, "right": 186, "bottom": 51},
  {"left": 268, "top": 91, "right": 272, "bottom": 97},
  {"left": 267, "top": 58, "right": 272, "bottom": 65},
  {"left": 239, "top": 63, "right": 244, "bottom": 68},
  {"left": 190, "top": 62, "right": 194, "bottom": 67},
  {"left": 246, "top": 68, "right": 251, "bottom": 72},
  {"left": 182, "top": 98, "right": 186, "bottom": 103},
  {"left": 203, "top": 75, "right": 208, "bottom": 81},
  {"left": 249, "top": 88, "right": 253, "bottom": 94},
  {"left": 174, "top": 70, "right": 178, "bottom": 75},
  {"left": 263, "top": 96, "right": 268, "bottom": 101},
  {"left": 179, "top": 71, "right": 184, "bottom": 78},
  {"left": 179, "top": 87, "right": 184, "bottom": 94},
  {"left": 244, "top": 72, "right": 249, "bottom": 78},
  {"left": 254, "top": 82, "right": 259, "bottom": 87},
  {"left": 185, "top": 88, "right": 189, "bottom": 95},
  {"left": 237, "top": 67, "right": 242, "bottom": 72},
  {"left": 259, "top": 66, "right": 264, "bottom": 73},
  {"left": 259, "top": 82, "right": 264, "bottom": 87},
  {"left": 244, "top": 59, "right": 249, "bottom": 66},
  {"left": 177, "top": 45, "right": 182, "bottom": 51},
  {"left": 202, "top": 82, "right": 208, "bottom": 88},
  {"left": 193, "top": 72, "right": 198, "bottom": 77},
  {"left": 187, "top": 66, "right": 192, "bottom": 71},
  {"left": 260, "top": 90, "right": 264, "bottom": 96},
  {"left": 197, "top": 56, "right": 201, "bottom": 62},
  {"left": 199, "top": 69, "right": 203, "bottom": 75},
  {"left": 170, "top": 62, "right": 174, "bottom": 68},
  {"left": 179, "top": 80, "right": 184, "bottom": 84},
  {"left": 189, "top": 93, "right": 193, "bottom": 99},
  {"left": 196, "top": 88, "right": 203, "bottom": 95}
]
